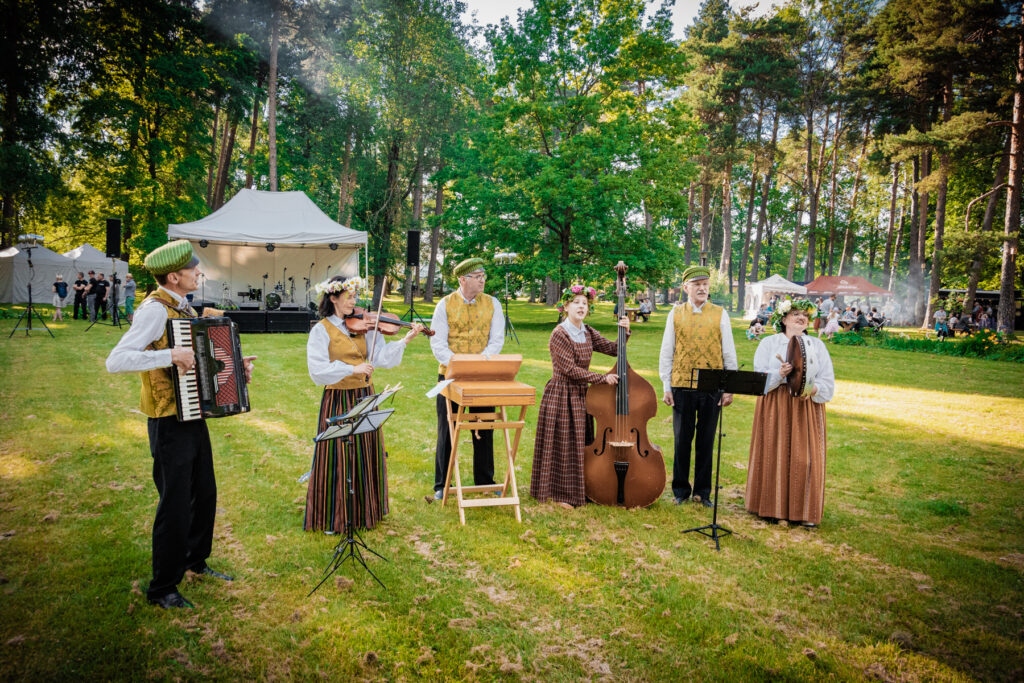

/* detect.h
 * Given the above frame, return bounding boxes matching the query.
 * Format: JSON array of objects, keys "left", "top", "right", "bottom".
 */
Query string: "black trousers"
[
  {"left": 434, "top": 374, "right": 494, "bottom": 492},
  {"left": 146, "top": 415, "right": 216, "bottom": 600},
  {"left": 671, "top": 388, "right": 720, "bottom": 500},
  {"left": 73, "top": 294, "right": 86, "bottom": 319}
]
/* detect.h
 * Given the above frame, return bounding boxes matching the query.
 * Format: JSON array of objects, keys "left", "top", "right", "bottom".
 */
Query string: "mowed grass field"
[{"left": 1, "top": 299, "right": 1022, "bottom": 681}]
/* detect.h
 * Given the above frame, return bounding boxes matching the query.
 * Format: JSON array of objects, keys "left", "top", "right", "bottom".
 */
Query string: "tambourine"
[{"left": 786, "top": 334, "right": 819, "bottom": 397}]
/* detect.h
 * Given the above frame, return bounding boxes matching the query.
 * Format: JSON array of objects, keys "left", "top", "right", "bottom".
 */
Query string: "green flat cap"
[
  {"left": 454, "top": 257, "right": 486, "bottom": 278},
  {"left": 682, "top": 265, "right": 711, "bottom": 283},
  {"left": 144, "top": 239, "right": 199, "bottom": 275}
]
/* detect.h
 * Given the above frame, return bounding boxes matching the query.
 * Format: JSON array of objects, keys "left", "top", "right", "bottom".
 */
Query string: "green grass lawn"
[{"left": 1, "top": 299, "right": 1022, "bottom": 681}]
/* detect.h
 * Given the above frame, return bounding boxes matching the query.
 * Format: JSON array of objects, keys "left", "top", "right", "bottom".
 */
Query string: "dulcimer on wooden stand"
[{"left": 583, "top": 261, "right": 666, "bottom": 508}]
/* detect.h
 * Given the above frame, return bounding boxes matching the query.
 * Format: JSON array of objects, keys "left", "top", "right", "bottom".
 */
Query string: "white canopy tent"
[
  {"left": 62, "top": 243, "right": 130, "bottom": 305},
  {"left": 0, "top": 243, "right": 76, "bottom": 304},
  {"left": 744, "top": 274, "right": 808, "bottom": 319},
  {"left": 168, "top": 189, "right": 367, "bottom": 308}
]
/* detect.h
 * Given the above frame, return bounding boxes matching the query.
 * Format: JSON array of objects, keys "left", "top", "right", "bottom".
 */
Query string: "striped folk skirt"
[
  {"left": 304, "top": 386, "right": 389, "bottom": 532},
  {"left": 745, "top": 387, "right": 827, "bottom": 525}
]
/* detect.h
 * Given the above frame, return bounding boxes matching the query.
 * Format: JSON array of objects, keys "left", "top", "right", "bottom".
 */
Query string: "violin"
[
  {"left": 344, "top": 307, "right": 435, "bottom": 337},
  {"left": 583, "top": 261, "right": 666, "bottom": 508}
]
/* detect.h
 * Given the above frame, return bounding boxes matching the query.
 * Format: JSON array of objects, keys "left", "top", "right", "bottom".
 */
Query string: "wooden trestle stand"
[{"left": 440, "top": 354, "right": 535, "bottom": 525}]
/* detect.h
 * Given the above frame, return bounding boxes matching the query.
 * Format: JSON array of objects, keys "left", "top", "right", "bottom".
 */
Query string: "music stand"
[
  {"left": 682, "top": 368, "right": 768, "bottom": 551},
  {"left": 308, "top": 387, "right": 400, "bottom": 594}
]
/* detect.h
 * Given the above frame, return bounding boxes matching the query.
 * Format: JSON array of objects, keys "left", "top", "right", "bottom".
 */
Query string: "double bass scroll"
[{"left": 583, "top": 262, "right": 666, "bottom": 508}]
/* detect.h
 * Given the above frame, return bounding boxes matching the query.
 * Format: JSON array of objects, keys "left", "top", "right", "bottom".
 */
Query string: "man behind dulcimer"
[
  {"left": 658, "top": 265, "right": 738, "bottom": 507},
  {"left": 106, "top": 240, "right": 255, "bottom": 609},
  {"left": 304, "top": 275, "right": 425, "bottom": 534},
  {"left": 427, "top": 257, "right": 505, "bottom": 502}
]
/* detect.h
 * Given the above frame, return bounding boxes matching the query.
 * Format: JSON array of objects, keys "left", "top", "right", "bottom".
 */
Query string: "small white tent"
[
  {"left": 62, "top": 243, "right": 130, "bottom": 305},
  {"left": 168, "top": 189, "right": 366, "bottom": 308},
  {"left": 0, "top": 243, "right": 75, "bottom": 304},
  {"left": 744, "top": 274, "right": 808, "bottom": 319}
]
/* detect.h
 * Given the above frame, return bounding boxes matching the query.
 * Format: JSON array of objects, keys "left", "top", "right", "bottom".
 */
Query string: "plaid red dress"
[{"left": 530, "top": 324, "right": 618, "bottom": 506}]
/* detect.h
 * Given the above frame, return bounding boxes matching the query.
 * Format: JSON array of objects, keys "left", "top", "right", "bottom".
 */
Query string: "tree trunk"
[
  {"left": 719, "top": 160, "right": 733, "bottom": 306},
  {"left": 244, "top": 67, "right": 266, "bottom": 189},
  {"left": 643, "top": 198, "right": 657, "bottom": 310},
  {"left": 914, "top": 151, "right": 930, "bottom": 326},
  {"left": 838, "top": 127, "right": 870, "bottom": 275},
  {"left": 685, "top": 181, "right": 696, "bottom": 265},
  {"left": 267, "top": 4, "right": 280, "bottom": 192},
  {"left": 213, "top": 116, "right": 238, "bottom": 209},
  {"left": 404, "top": 163, "right": 423, "bottom": 306},
  {"left": 882, "top": 162, "right": 901, "bottom": 278},
  {"left": 424, "top": 167, "right": 443, "bottom": 303},
  {"left": 998, "top": 9, "right": 1023, "bottom": 335},
  {"left": 736, "top": 171, "right": 759, "bottom": 318},
  {"left": 337, "top": 131, "right": 353, "bottom": 223},
  {"left": 699, "top": 178, "right": 712, "bottom": 254},
  {"left": 924, "top": 80, "right": 954, "bottom": 327},
  {"left": 206, "top": 104, "right": 220, "bottom": 207},
  {"left": 825, "top": 116, "right": 843, "bottom": 275},
  {"left": 751, "top": 109, "right": 779, "bottom": 283},
  {"left": 965, "top": 135, "right": 1011, "bottom": 316},
  {"left": 372, "top": 138, "right": 402, "bottom": 307},
  {"left": 788, "top": 191, "right": 806, "bottom": 282}
]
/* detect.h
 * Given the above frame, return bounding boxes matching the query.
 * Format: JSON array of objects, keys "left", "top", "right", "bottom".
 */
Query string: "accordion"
[{"left": 167, "top": 317, "right": 250, "bottom": 422}]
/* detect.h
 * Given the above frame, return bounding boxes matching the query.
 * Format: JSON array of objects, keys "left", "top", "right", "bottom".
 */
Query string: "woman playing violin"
[
  {"left": 304, "top": 275, "right": 425, "bottom": 533},
  {"left": 530, "top": 285, "right": 629, "bottom": 508}
]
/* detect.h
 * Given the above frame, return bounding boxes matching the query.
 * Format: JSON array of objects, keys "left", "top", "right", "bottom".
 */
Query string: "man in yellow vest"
[
  {"left": 106, "top": 240, "right": 254, "bottom": 609},
  {"left": 427, "top": 257, "right": 505, "bottom": 502},
  {"left": 658, "top": 265, "right": 737, "bottom": 507}
]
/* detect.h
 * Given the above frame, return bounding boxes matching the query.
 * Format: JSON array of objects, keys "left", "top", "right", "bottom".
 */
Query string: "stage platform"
[{"left": 196, "top": 306, "right": 316, "bottom": 333}]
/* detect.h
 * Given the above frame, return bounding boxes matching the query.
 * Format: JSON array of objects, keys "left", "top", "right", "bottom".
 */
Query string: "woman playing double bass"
[
  {"left": 531, "top": 285, "right": 630, "bottom": 508},
  {"left": 304, "top": 275, "right": 425, "bottom": 533}
]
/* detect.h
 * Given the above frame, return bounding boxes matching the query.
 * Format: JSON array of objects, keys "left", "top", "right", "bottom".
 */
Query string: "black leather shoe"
[
  {"left": 148, "top": 591, "right": 194, "bottom": 609},
  {"left": 699, "top": 497, "right": 714, "bottom": 508},
  {"left": 197, "top": 567, "right": 234, "bottom": 581}
]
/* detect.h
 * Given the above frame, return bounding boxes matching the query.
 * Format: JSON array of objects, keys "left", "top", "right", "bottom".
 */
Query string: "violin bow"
[{"left": 366, "top": 277, "right": 387, "bottom": 372}]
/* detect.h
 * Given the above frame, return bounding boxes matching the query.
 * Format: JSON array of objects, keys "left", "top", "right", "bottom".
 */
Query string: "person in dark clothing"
[
  {"left": 86, "top": 270, "right": 98, "bottom": 322},
  {"left": 73, "top": 272, "right": 88, "bottom": 320},
  {"left": 94, "top": 273, "right": 110, "bottom": 320}
]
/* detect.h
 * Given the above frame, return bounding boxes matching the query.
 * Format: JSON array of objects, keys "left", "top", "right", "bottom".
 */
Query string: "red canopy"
[{"left": 804, "top": 275, "right": 892, "bottom": 297}]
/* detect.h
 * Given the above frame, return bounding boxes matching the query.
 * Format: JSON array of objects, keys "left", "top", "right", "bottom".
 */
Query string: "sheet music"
[
  {"left": 315, "top": 409, "right": 395, "bottom": 442},
  {"left": 426, "top": 379, "right": 454, "bottom": 399}
]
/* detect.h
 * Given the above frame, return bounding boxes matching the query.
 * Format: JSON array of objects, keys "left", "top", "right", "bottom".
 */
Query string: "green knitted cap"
[
  {"left": 681, "top": 265, "right": 711, "bottom": 283},
  {"left": 144, "top": 239, "right": 199, "bottom": 275},
  {"left": 454, "top": 257, "right": 486, "bottom": 278}
]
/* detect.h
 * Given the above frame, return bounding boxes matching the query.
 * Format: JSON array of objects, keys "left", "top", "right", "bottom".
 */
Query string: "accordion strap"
[{"left": 147, "top": 296, "right": 197, "bottom": 318}]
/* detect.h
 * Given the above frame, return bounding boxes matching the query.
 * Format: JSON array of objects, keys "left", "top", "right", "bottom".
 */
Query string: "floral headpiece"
[
  {"left": 314, "top": 275, "right": 364, "bottom": 299},
  {"left": 558, "top": 284, "right": 598, "bottom": 311},
  {"left": 769, "top": 298, "right": 817, "bottom": 332}
]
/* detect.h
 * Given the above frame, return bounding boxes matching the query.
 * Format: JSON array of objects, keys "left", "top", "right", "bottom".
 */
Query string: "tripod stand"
[
  {"left": 309, "top": 388, "right": 400, "bottom": 595},
  {"left": 86, "top": 259, "right": 126, "bottom": 331},
  {"left": 9, "top": 249, "right": 54, "bottom": 338},
  {"left": 501, "top": 267, "right": 519, "bottom": 344},
  {"left": 682, "top": 368, "right": 767, "bottom": 551}
]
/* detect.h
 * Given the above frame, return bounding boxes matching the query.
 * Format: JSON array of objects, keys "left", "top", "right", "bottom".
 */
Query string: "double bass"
[{"left": 583, "top": 262, "right": 666, "bottom": 507}]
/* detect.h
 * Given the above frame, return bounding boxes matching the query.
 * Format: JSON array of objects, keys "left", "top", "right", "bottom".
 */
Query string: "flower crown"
[
  {"left": 559, "top": 284, "right": 598, "bottom": 310},
  {"left": 314, "top": 275, "right": 364, "bottom": 298},
  {"left": 769, "top": 298, "right": 817, "bottom": 332}
]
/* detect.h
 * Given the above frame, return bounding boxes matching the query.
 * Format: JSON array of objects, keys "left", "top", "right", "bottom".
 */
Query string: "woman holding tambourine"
[{"left": 745, "top": 299, "right": 835, "bottom": 527}]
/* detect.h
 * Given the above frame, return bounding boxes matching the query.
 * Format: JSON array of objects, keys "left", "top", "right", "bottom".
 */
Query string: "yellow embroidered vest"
[
  {"left": 321, "top": 318, "right": 370, "bottom": 391},
  {"left": 140, "top": 289, "right": 195, "bottom": 418},
  {"left": 671, "top": 302, "right": 724, "bottom": 389},
  {"left": 439, "top": 291, "right": 494, "bottom": 374}
]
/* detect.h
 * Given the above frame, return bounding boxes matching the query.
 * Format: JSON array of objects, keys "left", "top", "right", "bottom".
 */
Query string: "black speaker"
[
  {"left": 224, "top": 310, "right": 267, "bottom": 333},
  {"left": 105, "top": 219, "right": 122, "bottom": 258},
  {"left": 406, "top": 230, "right": 420, "bottom": 268},
  {"left": 267, "top": 311, "right": 313, "bottom": 333}
]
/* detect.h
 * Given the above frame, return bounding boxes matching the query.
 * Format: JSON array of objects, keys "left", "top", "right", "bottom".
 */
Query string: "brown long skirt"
[{"left": 745, "top": 388, "right": 827, "bottom": 525}]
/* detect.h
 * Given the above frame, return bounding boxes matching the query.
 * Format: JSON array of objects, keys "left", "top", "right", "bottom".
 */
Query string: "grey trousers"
[{"left": 86, "top": 294, "right": 97, "bottom": 321}]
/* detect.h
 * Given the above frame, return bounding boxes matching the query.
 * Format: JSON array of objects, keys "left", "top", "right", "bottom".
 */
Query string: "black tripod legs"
[
  {"left": 682, "top": 390, "right": 733, "bottom": 551},
  {"left": 309, "top": 526, "right": 389, "bottom": 596}
]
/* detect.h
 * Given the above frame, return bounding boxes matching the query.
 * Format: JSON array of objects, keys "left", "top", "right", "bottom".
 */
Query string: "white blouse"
[
  {"left": 559, "top": 318, "right": 588, "bottom": 343},
  {"left": 752, "top": 333, "right": 835, "bottom": 404},
  {"left": 306, "top": 315, "right": 409, "bottom": 386}
]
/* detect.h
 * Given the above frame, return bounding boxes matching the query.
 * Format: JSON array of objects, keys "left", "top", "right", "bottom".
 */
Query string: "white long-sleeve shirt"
[
  {"left": 106, "top": 287, "right": 188, "bottom": 374},
  {"left": 658, "top": 301, "right": 738, "bottom": 393},
  {"left": 306, "top": 315, "right": 409, "bottom": 386},
  {"left": 428, "top": 290, "right": 505, "bottom": 369},
  {"left": 752, "top": 333, "right": 835, "bottom": 403}
]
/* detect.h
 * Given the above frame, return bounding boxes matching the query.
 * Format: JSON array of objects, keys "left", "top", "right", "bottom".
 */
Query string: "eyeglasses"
[{"left": 463, "top": 273, "right": 487, "bottom": 281}]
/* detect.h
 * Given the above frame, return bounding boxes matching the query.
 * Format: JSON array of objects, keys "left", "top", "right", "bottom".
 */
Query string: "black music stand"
[
  {"left": 308, "top": 388, "right": 399, "bottom": 595},
  {"left": 682, "top": 368, "right": 768, "bottom": 551}
]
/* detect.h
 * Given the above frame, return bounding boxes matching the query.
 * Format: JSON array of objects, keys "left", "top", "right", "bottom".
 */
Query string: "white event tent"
[
  {"left": 744, "top": 274, "right": 808, "bottom": 319},
  {"left": 168, "top": 189, "right": 367, "bottom": 308},
  {"left": 62, "top": 243, "right": 130, "bottom": 304},
  {"left": 0, "top": 243, "right": 76, "bottom": 304}
]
